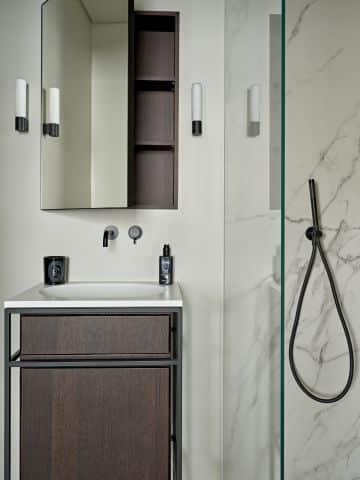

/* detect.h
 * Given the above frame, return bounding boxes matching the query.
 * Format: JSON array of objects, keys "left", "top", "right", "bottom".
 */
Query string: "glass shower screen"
[{"left": 224, "top": 0, "right": 284, "bottom": 479}]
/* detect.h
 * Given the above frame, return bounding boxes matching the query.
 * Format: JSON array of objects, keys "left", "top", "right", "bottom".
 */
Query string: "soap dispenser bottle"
[{"left": 159, "top": 244, "right": 173, "bottom": 285}]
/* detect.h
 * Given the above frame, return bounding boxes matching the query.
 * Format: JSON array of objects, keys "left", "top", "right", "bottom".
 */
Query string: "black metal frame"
[{"left": 4, "top": 307, "right": 182, "bottom": 480}]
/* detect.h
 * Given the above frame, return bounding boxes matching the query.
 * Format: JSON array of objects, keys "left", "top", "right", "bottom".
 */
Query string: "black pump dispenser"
[{"left": 159, "top": 244, "right": 173, "bottom": 285}]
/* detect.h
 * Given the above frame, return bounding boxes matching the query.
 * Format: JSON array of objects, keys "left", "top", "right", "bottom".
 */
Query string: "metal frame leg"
[
  {"left": 4, "top": 310, "right": 11, "bottom": 480},
  {"left": 175, "top": 310, "right": 183, "bottom": 480}
]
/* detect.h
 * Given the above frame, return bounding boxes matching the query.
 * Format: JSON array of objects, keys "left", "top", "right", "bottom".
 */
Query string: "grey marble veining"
[
  {"left": 287, "top": 0, "right": 320, "bottom": 45},
  {"left": 286, "top": 0, "right": 360, "bottom": 478}
]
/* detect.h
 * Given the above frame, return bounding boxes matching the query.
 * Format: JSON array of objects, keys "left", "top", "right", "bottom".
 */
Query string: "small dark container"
[
  {"left": 44, "top": 256, "right": 68, "bottom": 285},
  {"left": 159, "top": 244, "right": 173, "bottom": 285}
]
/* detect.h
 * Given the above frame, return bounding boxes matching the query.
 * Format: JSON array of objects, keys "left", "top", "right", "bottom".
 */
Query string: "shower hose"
[{"left": 289, "top": 179, "right": 355, "bottom": 403}]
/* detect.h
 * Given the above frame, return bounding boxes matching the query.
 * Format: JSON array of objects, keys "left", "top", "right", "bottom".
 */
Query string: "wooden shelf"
[
  {"left": 136, "top": 76, "right": 175, "bottom": 82},
  {"left": 135, "top": 79, "right": 175, "bottom": 91},
  {"left": 135, "top": 144, "right": 174, "bottom": 151}
]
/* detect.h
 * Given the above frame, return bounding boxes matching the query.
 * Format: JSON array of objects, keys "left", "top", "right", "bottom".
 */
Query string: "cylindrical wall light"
[
  {"left": 43, "top": 87, "right": 60, "bottom": 137},
  {"left": 248, "top": 84, "right": 260, "bottom": 137},
  {"left": 15, "top": 78, "right": 29, "bottom": 133},
  {"left": 192, "top": 83, "right": 203, "bottom": 136}
]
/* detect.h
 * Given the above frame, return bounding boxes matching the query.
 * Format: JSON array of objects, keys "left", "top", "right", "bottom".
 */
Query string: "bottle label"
[
  {"left": 160, "top": 257, "right": 172, "bottom": 285},
  {"left": 162, "top": 258, "right": 170, "bottom": 273}
]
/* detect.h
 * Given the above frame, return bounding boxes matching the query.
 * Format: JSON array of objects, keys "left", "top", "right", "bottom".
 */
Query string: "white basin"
[
  {"left": 39, "top": 282, "right": 165, "bottom": 300},
  {"left": 5, "top": 282, "right": 182, "bottom": 308}
]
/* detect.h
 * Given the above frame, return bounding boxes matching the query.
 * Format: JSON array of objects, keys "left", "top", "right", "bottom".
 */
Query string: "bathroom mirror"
[{"left": 41, "top": 0, "right": 132, "bottom": 209}]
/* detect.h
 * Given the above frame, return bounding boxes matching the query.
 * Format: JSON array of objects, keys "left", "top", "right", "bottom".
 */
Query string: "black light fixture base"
[
  {"left": 43, "top": 123, "right": 60, "bottom": 137},
  {"left": 192, "top": 120, "right": 202, "bottom": 136},
  {"left": 15, "top": 117, "right": 28, "bottom": 133}
]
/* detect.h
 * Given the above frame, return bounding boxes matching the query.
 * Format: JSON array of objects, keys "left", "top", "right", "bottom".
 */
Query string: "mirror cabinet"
[{"left": 41, "top": 0, "right": 179, "bottom": 210}]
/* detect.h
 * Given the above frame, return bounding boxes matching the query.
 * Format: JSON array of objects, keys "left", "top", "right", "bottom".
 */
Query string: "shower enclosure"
[
  {"left": 225, "top": 0, "right": 360, "bottom": 479},
  {"left": 224, "top": 1, "right": 283, "bottom": 479}
]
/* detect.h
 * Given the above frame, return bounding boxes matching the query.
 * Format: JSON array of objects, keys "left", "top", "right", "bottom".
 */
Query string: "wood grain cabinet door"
[{"left": 21, "top": 368, "right": 170, "bottom": 480}]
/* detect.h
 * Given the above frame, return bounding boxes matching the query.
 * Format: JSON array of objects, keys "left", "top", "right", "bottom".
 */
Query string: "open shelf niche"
[{"left": 130, "top": 11, "right": 179, "bottom": 209}]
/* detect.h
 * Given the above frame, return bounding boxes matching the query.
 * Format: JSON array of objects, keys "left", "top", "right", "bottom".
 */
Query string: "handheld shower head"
[
  {"left": 308, "top": 178, "right": 320, "bottom": 229},
  {"left": 289, "top": 178, "right": 354, "bottom": 403}
]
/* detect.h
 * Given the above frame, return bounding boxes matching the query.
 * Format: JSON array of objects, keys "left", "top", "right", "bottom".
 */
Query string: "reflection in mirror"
[
  {"left": 41, "top": 0, "right": 130, "bottom": 209},
  {"left": 269, "top": 14, "right": 282, "bottom": 210}
]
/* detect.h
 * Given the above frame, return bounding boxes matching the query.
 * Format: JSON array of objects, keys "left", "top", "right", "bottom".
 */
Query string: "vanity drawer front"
[{"left": 21, "top": 315, "right": 171, "bottom": 359}]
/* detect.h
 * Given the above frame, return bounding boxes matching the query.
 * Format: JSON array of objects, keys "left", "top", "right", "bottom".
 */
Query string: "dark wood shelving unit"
[{"left": 130, "top": 11, "right": 179, "bottom": 209}]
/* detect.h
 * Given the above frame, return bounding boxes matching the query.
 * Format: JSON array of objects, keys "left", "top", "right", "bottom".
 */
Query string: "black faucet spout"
[
  {"left": 103, "top": 230, "right": 109, "bottom": 248},
  {"left": 102, "top": 225, "right": 119, "bottom": 248}
]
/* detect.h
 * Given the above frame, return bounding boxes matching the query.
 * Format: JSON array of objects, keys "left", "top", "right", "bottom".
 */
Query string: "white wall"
[
  {"left": 224, "top": 0, "right": 281, "bottom": 479},
  {"left": 0, "top": 1, "right": 224, "bottom": 479}
]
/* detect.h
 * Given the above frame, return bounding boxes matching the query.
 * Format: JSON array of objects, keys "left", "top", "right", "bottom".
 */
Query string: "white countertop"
[{"left": 4, "top": 282, "right": 183, "bottom": 309}]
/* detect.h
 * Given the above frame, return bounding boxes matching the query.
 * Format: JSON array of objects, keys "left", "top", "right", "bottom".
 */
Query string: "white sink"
[
  {"left": 39, "top": 282, "right": 165, "bottom": 300},
  {"left": 4, "top": 282, "right": 183, "bottom": 309}
]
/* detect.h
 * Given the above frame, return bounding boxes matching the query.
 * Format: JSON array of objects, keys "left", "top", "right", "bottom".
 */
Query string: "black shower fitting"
[{"left": 289, "top": 179, "right": 354, "bottom": 403}]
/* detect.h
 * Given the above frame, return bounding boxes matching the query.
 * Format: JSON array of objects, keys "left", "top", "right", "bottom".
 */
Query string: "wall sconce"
[
  {"left": 15, "top": 78, "right": 29, "bottom": 133},
  {"left": 43, "top": 87, "right": 60, "bottom": 137},
  {"left": 248, "top": 84, "right": 260, "bottom": 137},
  {"left": 192, "top": 83, "right": 203, "bottom": 136}
]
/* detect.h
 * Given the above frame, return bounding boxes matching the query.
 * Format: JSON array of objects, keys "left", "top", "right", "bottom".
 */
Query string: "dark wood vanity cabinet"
[
  {"left": 21, "top": 368, "right": 170, "bottom": 480},
  {"left": 4, "top": 310, "right": 182, "bottom": 480}
]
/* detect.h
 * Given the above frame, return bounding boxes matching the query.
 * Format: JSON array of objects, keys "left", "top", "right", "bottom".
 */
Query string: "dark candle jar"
[{"left": 44, "top": 256, "right": 68, "bottom": 286}]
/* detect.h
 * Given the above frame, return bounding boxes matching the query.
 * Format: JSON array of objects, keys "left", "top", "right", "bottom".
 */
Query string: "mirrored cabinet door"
[{"left": 41, "top": 0, "right": 132, "bottom": 209}]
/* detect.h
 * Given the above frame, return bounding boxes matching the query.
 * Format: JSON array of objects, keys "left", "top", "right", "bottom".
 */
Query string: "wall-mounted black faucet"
[
  {"left": 102, "top": 226, "right": 119, "bottom": 248},
  {"left": 103, "top": 231, "right": 109, "bottom": 248}
]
